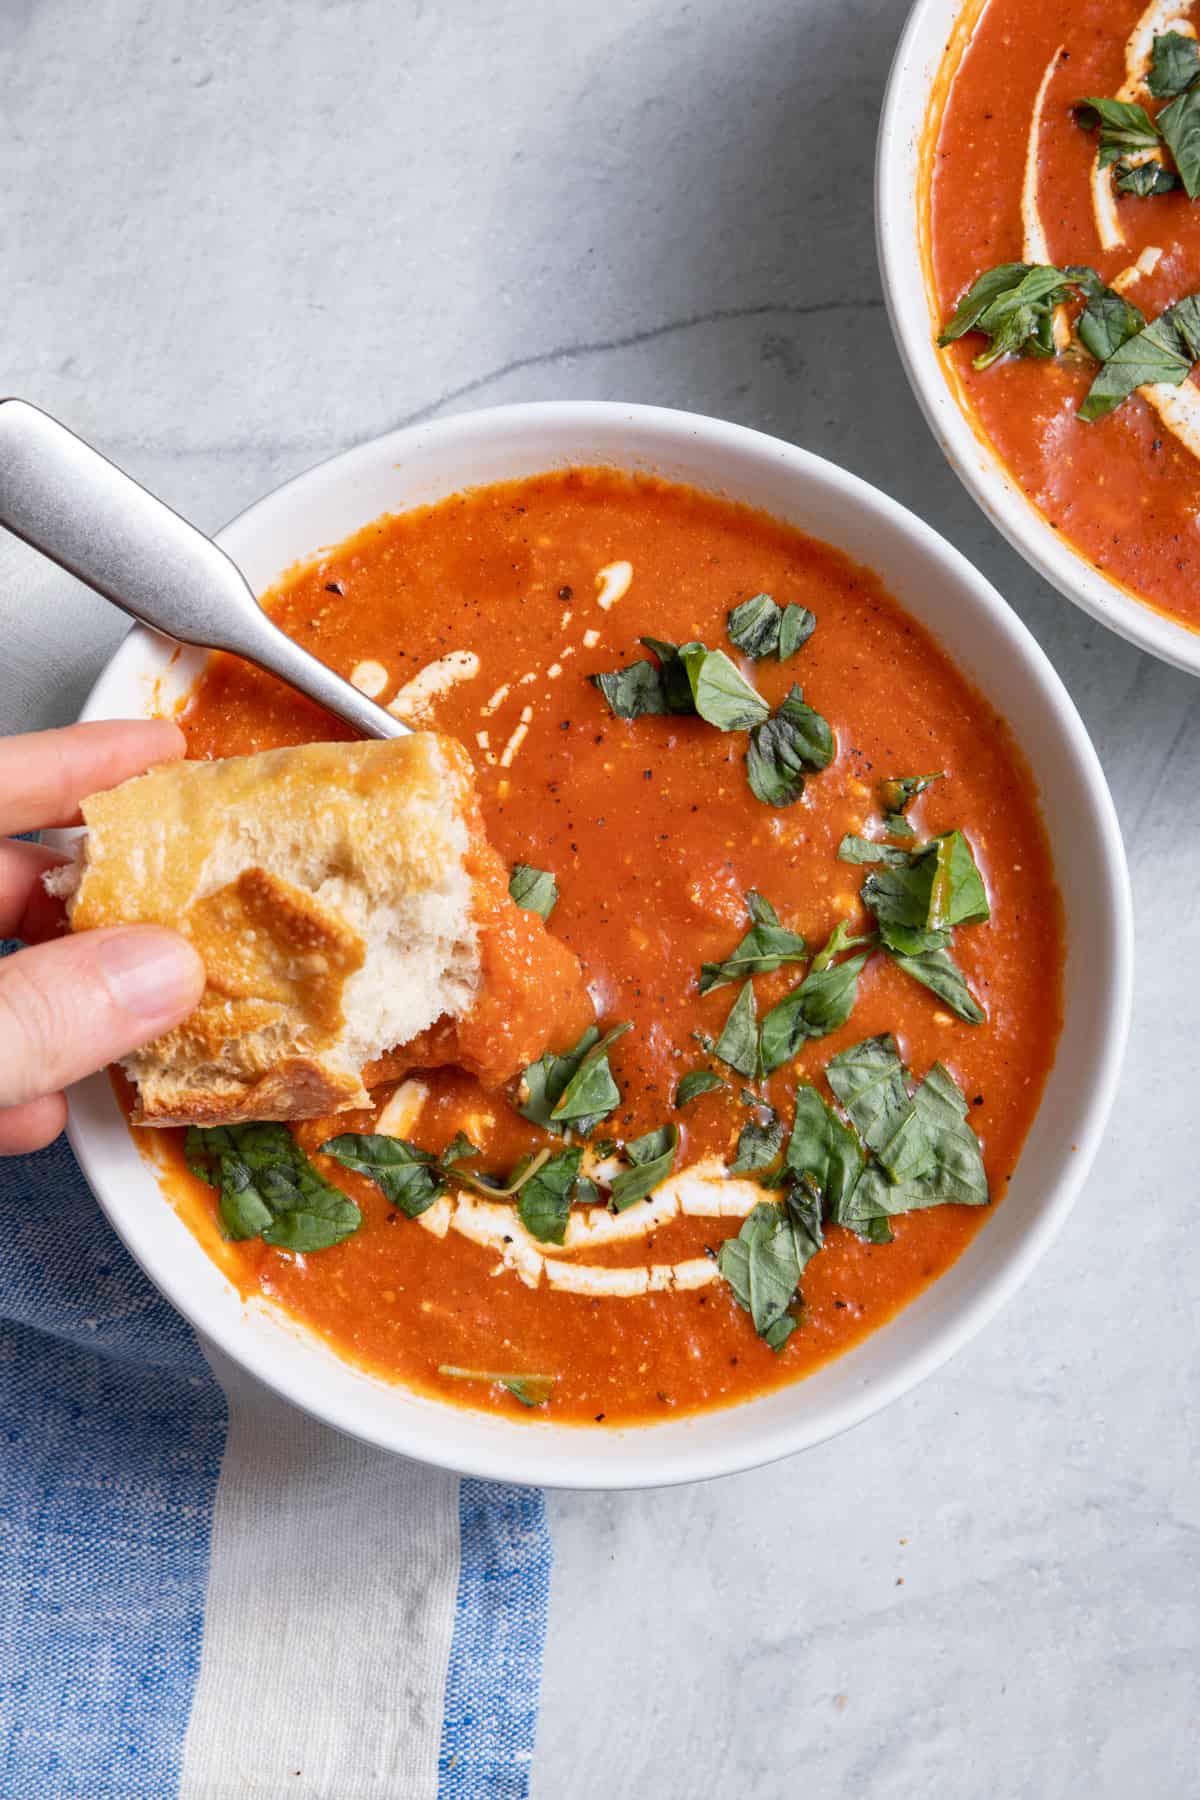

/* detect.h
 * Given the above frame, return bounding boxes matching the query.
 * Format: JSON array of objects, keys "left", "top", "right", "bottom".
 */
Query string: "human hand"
[{"left": 0, "top": 720, "right": 206, "bottom": 1154}]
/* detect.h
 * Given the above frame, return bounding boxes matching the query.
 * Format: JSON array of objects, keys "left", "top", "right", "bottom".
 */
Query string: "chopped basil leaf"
[
  {"left": 730, "top": 1109, "right": 785, "bottom": 1174},
  {"left": 508, "top": 862, "right": 558, "bottom": 919},
  {"left": 826, "top": 1040, "right": 989, "bottom": 1227},
  {"left": 784, "top": 1176, "right": 825, "bottom": 1265},
  {"left": 746, "top": 684, "right": 836, "bottom": 807},
  {"left": 548, "top": 1023, "right": 631, "bottom": 1131},
  {"left": 939, "top": 262, "right": 1033, "bottom": 342},
  {"left": 825, "top": 1034, "right": 913, "bottom": 1158},
  {"left": 785, "top": 1086, "right": 864, "bottom": 1222},
  {"left": 710, "top": 980, "right": 761, "bottom": 1078},
  {"left": 185, "top": 1124, "right": 363, "bottom": 1251},
  {"left": 884, "top": 814, "right": 916, "bottom": 839},
  {"left": 639, "top": 637, "right": 698, "bottom": 714},
  {"left": 717, "top": 1200, "right": 808, "bottom": 1350},
  {"left": 1079, "top": 292, "right": 1200, "bottom": 419},
  {"left": 682, "top": 645, "right": 770, "bottom": 731},
  {"left": 441, "top": 1131, "right": 480, "bottom": 1166},
  {"left": 572, "top": 1176, "right": 602, "bottom": 1206},
  {"left": 759, "top": 930, "right": 871, "bottom": 1073},
  {"left": 438, "top": 1365, "right": 554, "bottom": 1407},
  {"left": 1158, "top": 82, "right": 1200, "bottom": 196},
  {"left": 1074, "top": 97, "right": 1161, "bottom": 168},
  {"left": 518, "top": 1147, "right": 583, "bottom": 1244},
  {"left": 1076, "top": 284, "right": 1146, "bottom": 362},
  {"left": 675, "top": 1069, "right": 726, "bottom": 1107},
  {"left": 728, "top": 593, "right": 783, "bottom": 658},
  {"left": 778, "top": 603, "right": 817, "bottom": 661},
  {"left": 810, "top": 920, "right": 874, "bottom": 971},
  {"left": 879, "top": 771, "right": 945, "bottom": 817},
  {"left": 837, "top": 835, "right": 913, "bottom": 867},
  {"left": 856, "top": 830, "right": 987, "bottom": 954},
  {"left": 929, "top": 830, "right": 990, "bottom": 931},
  {"left": 961, "top": 264, "right": 1080, "bottom": 368},
  {"left": 518, "top": 1023, "right": 630, "bottom": 1134},
  {"left": 745, "top": 890, "right": 778, "bottom": 924},
  {"left": 320, "top": 1133, "right": 445, "bottom": 1220},
  {"left": 727, "top": 594, "right": 816, "bottom": 661},
  {"left": 608, "top": 1124, "right": 679, "bottom": 1211},
  {"left": 887, "top": 946, "right": 986, "bottom": 1025},
  {"left": 590, "top": 659, "right": 669, "bottom": 719},
  {"left": 1113, "top": 158, "right": 1181, "bottom": 197},
  {"left": 698, "top": 893, "right": 808, "bottom": 993},
  {"left": 1148, "top": 30, "right": 1200, "bottom": 98}
]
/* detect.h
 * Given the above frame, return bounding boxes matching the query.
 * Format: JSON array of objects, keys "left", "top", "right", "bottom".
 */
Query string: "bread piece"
[{"left": 62, "top": 735, "right": 495, "bottom": 1125}]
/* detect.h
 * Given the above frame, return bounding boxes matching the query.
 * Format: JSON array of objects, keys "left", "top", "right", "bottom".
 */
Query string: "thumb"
[{"left": 0, "top": 926, "right": 205, "bottom": 1108}]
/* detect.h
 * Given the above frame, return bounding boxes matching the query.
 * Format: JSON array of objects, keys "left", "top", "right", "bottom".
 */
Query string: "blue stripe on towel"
[
  {"left": 0, "top": 1123, "right": 226, "bottom": 1799},
  {"left": 438, "top": 1479, "right": 552, "bottom": 1798}
]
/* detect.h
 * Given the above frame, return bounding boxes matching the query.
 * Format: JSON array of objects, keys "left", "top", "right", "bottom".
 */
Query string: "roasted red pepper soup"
[
  {"left": 141, "top": 469, "right": 1062, "bottom": 1425},
  {"left": 926, "top": 0, "right": 1200, "bottom": 632}
]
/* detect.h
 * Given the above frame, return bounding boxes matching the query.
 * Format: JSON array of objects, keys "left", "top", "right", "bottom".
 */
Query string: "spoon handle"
[{"left": 0, "top": 398, "right": 407, "bottom": 740}]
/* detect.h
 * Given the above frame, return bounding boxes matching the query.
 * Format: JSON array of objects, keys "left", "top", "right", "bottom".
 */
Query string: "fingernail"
[{"left": 98, "top": 929, "right": 204, "bottom": 1020}]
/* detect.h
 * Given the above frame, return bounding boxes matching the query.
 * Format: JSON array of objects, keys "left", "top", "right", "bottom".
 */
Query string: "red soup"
[
  {"left": 927, "top": 0, "right": 1200, "bottom": 632},
  {"left": 139, "top": 468, "right": 1063, "bottom": 1425}
]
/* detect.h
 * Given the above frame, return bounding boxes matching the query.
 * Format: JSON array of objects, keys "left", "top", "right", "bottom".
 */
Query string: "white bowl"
[
  {"left": 877, "top": 0, "right": 1200, "bottom": 677},
  {"left": 66, "top": 401, "right": 1132, "bottom": 1488}
]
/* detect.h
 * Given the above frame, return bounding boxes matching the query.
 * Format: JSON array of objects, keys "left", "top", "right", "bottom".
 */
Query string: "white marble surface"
[{"left": 4, "top": 1, "right": 1198, "bottom": 1794}]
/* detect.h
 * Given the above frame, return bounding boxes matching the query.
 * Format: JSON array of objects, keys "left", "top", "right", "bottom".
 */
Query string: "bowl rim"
[
  {"left": 64, "top": 399, "right": 1133, "bottom": 1488},
  {"left": 875, "top": 0, "right": 1200, "bottom": 678}
]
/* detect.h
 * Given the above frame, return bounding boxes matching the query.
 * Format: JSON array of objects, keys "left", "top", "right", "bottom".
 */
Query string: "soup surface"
[
  {"left": 927, "top": 0, "right": 1200, "bottom": 631},
  {"left": 148, "top": 468, "right": 1063, "bottom": 1425}
]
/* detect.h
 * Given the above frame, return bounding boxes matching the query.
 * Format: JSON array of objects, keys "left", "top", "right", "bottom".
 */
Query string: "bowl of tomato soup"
[
  {"left": 879, "top": 0, "right": 1200, "bottom": 674},
  {"left": 65, "top": 403, "right": 1130, "bottom": 1488}
]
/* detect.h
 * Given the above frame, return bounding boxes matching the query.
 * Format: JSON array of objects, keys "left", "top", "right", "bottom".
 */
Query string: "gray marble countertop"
[{"left": 5, "top": 1, "right": 1197, "bottom": 1794}]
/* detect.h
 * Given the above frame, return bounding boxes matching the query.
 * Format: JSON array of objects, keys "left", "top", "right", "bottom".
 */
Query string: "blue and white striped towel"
[{"left": 0, "top": 1109, "right": 551, "bottom": 1797}]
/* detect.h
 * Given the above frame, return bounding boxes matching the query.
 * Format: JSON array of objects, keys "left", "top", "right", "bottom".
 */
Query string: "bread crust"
[{"left": 68, "top": 735, "right": 480, "bottom": 1125}]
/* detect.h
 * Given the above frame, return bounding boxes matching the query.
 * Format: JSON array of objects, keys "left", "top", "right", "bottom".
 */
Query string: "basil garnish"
[
  {"left": 320, "top": 1133, "right": 446, "bottom": 1218},
  {"left": 639, "top": 637, "right": 698, "bottom": 714},
  {"left": 1158, "top": 83, "right": 1200, "bottom": 196},
  {"left": 758, "top": 926, "right": 872, "bottom": 1074},
  {"left": 1113, "top": 158, "right": 1180, "bottom": 196},
  {"left": 608, "top": 1124, "right": 679, "bottom": 1211},
  {"left": 517, "top": 1147, "right": 584, "bottom": 1244},
  {"left": 785, "top": 1085, "right": 864, "bottom": 1221},
  {"left": 940, "top": 263, "right": 1078, "bottom": 368},
  {"left": 826, "top": 1038, "right": 989, "bottom": 1224},
  {"left": 717, "top": 1200, "right": 808, "bottom": 1351},
  {"left": 188, "top": 1122, "right": 362, "bottom": 1251},
  {"left": 708, "top": 980, "right": 761, "bottom": 1078},
  {"left": 438, "top": 1366, "right": 554, "bottom": 1408},
  {"left": 1076, "top": 285, "right": 1146, "bottom": 362},
  {"left": 675, "top": 1069, "right": 726, "bottom": 1106},
  {"left": 681, "top": 645, "right": 770, "bottom": 731},
  {"left": 879, "top": 771, "right": 944, "bottom": 818},
  {"left": 730, "top": 1107, "right": 785, "bottom": 1174},
  {"left": 836, "top": 835, "right": 912, "bottom": 866},
  {"left": 441, "top": 1130, "right": 480, "bottom": 1166},
  {"left": 746, "top": 684, "right": 836, "bottom": 807},
  {"left": 698, "top": 890, "right": 807, "bottom": 993},
  {"left": 1080, "top": 293, "right": 1200, "bottom": 419},
  {"left": 518, "top": 1022, "right": 631, "bottom": 1135},
  {"left": 547, "top": 1023, "right": 631, "bottom": 1132},
  {"left": 508, "top": 862, "right": 558, "bottom": 919},
  {"left": 1148, "top": 30, "right": 1200, "bottom": 99},
  {"left": 589, "top": 659, "right": 670, "bottom": 719},
  {"left": 852, "top": 830, "right": 988, "bottom": 956},
  {"left": 727, "top": 594, "right": 816, "bottom": 661},
  {"left": 1074, "top": 96, "right": 1161, "bottom": 166},
  {"left": 886, "top": 946, "right": 985, "bottom": 1025}
]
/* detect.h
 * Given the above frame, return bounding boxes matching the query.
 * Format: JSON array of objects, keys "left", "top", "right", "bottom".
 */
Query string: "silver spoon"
[{"left": 0, "top": 397, "right": 408, "bottom": 740}]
